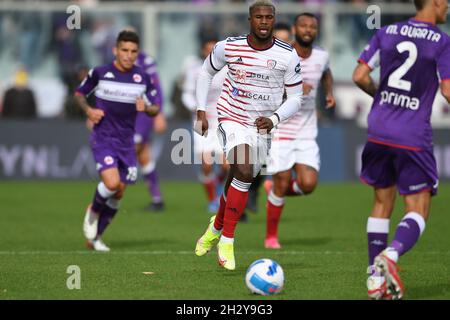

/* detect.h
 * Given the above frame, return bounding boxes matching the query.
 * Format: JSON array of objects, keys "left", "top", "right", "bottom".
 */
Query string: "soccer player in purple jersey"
[
  {"left": 353, "top": 0, "right": 450, "bottom": 299},
  {"left": 75, "top": 30, "right": 160, "bottom": 251},
  {"left": 134, "top": 51, "right": 167, "bottom": 212}
]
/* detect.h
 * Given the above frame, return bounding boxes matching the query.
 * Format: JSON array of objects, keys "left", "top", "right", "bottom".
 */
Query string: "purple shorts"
[
  {"left": 360, "top": 141, "right": 438, "bottom": 196},
  {"left": 134, "top": 112, "right": 154, "bottom": 145},
  {"left": 91, "top": 142, "right": 138, "bottom": 185}
]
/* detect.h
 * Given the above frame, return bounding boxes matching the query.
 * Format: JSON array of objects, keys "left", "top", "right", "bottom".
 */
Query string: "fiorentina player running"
[
  {"left": 134, "top": 50, "right": 167, "bottom": 212},
  {"left": 264, "top": 13, "right": 335, "bottom": 249},
  {"left": 194, "top": 0, "right": 303, "bottom": 270},
  {"left": 353, "top": 0, "right": 450, "bottom": 299},
  {"left": 76, "top": 30, "right": 160, "bottom": 251}
]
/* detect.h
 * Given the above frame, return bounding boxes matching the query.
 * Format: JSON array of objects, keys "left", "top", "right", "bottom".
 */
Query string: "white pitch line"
[{"left": 0, "top": 250, "right": 448, "bottom": 255}]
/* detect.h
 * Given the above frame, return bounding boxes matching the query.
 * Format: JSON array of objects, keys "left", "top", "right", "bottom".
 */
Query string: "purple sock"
[
  {"left": 366, "top": 217, "right": 389, "bottom": 271},
  {"left": 144, "top": 170, "right": 162, "bottom": 203},
  {"left": 91, "top": 182, "right": 117, "bottom": 213},
  {"left": 368, "top": 233, "right": 388, "bottom": 267},
  {"left": 91, "top": 189, "right": 108, "bottom": 213},
  {"left": 390, "top": 213, "right": 424, "bottom": 257},
  {"left": 97, "top": 204, "right": 118, "bottom": 237}
]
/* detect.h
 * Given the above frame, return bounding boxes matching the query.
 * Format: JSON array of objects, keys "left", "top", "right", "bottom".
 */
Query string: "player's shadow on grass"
[
  {"left": 280, "top": 237, "right": 332, "bottom": 246},
  {"left": 406, "top": 283, "right": 450, "bottom": 299}
]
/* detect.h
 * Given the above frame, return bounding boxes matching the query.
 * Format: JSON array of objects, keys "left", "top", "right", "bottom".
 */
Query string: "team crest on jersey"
[
  {"left": 133, "top": 74, "right": 142, "bottom": 83},
  {"left": 104, "top": 156, "right": 114, "bottom": 166},
  {"left": 267, "top": 59, "right": 277, "bottom": 69},
  {"left": 236, "top": 69, "right": 247, "bottom": 82}
]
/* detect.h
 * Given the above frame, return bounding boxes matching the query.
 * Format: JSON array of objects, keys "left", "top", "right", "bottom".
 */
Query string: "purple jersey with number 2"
[{"left": 359, "top": 18, "right": 450, "bottom": 150}]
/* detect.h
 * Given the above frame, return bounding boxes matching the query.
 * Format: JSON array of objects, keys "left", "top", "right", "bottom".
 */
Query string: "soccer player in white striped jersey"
[
  {"left": 194, "top": 0, "right": 303, "bottom": 270},
  {"left": 264, "top": 13, "right": 336, "bottom": 249}
]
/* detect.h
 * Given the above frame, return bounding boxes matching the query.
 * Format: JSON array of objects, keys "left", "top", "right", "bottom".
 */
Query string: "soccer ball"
[{"left": 245, "top": 258, "right": 284, "bottom": 295}]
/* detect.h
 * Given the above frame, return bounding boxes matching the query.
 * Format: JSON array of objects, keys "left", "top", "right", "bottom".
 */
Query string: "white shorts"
[
  {"left": 217, "top": 121, "right": 271, "bottom": 177},
  {"left": 266, "top": 139, "right": 320, "bottom": 174}
]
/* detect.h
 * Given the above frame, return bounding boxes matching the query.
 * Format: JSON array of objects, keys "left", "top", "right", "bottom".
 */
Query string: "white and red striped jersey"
[
  {"left": 182, "top": 55, "right": 227, "bottom": 128},
  {"left": 274, "top": 46, "right": 330, "bottom": 141},
  {"left": 207, "top": 36, "right": 303, "bottom": 127}
]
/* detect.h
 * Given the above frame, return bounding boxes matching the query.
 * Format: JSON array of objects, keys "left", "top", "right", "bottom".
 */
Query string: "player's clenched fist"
[
  {"left": 136, "top": 97, "right": 146, "bottom": 112},
  {"left": 255, "top": 116, "right": 275, "bottom": 134},
  {"left": 195, "top": 110, "right": 209, "bottom": 137},
  {"left": 86, "top": 107, "right": 105, "bottom": 124},
  {"left": 136, "top": 97, "right": 159, "bottom": 116}
]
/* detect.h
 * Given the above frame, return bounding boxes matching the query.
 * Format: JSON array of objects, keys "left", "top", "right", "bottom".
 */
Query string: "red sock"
[
  {"left": 216, "top": 170, "right": 227, "bottom": 184},
  {"left": 213, "top": 194, "right": 227, "bottom": 231},
  {"left": 286, "top": 179, "right": 303, "bottom": 196},
  {"left": 222, "top": 181, "right": 250, "bottom": 238},
  {"left": 266, "top": 200, "right": 284, "bottom": 239},
  {"left": 203, "top": 180, "right": 216, "bottom": 202}
]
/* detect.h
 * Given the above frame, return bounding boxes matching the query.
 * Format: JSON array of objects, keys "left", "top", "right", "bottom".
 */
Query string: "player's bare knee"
[
  {"left": 103, "top": 180, "right": 121, "bottom": 193},
  {"left": 297, "top": 178, "right": 317, "bottom": 195},
  {"left": 233, "top": 165, "right": 253, "bottom": 183},
  {"left": 113, "top": 184, "right": 126, "bottom": 200}
]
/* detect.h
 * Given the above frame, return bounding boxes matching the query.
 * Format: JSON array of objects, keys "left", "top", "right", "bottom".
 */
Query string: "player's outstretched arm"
[{"left": 353, "top": 63, "right": 377, "bottom": 97}]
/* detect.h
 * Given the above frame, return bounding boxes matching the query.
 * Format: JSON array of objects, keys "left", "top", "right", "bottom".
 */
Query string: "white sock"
[
  {"left": 98, "top": 182, "right": 116, "bottom": 198},
  {"left": 384, "top": 247, "right": 399, "bottom": 263},
  {"left": 141, "top": 161, "right": 156, "bottom": 175},
  {"left": 211, "top": 225, "right": 221, "bottom": 235},
  {"left": 219, "top": 235, "right": 234, "bottom": 244}
]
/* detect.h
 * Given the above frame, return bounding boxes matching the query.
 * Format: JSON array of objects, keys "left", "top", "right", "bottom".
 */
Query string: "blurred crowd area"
[{"left": 0, "top": 1, "right": 448, "bottom": 124}]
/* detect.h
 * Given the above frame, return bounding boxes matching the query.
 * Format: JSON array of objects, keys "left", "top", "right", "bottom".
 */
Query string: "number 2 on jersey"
[{"left": 387, "top": 41, "right": 417, "bottom": 92}]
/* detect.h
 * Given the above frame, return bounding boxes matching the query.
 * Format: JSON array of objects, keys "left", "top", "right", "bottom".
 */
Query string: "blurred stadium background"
[
  {"left": 0, "top": 0, "right": 449, "bottom": 300},
  {"left": 0, "top": 0, "right": 449, "bottom": 182}
]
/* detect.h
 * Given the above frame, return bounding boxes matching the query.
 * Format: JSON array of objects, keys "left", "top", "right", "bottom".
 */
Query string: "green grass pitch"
[{"left": 0, "top": 181, "right": 449, "bottom": 300}]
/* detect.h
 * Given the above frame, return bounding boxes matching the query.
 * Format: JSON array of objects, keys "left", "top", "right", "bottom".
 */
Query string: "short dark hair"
[
  {"left": 274, "top": 22, "right": 291, "bottom": 33},
  {"left": 116, "top": 30, "right": 140, "bottom": 47},
  {"left": 249, "top": 0, "right": 276, "bottom": 16},
  {"left": 294, "top": 12, "right": 318, "bottom": 24},
  {"left": 414, "top": 0, "right": 428, "bottom": 10}
]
